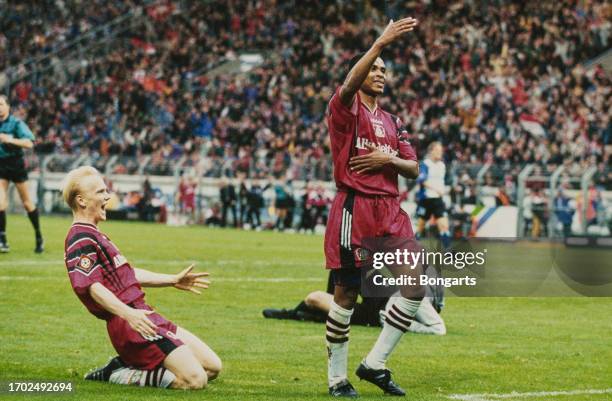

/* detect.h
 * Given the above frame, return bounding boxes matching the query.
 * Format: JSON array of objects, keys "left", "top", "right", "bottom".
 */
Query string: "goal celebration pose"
[
  {"left": 323, "top": 17, "right": 424, "bottom": 397},
  {"left": 63, "top": 166, "right": 221, "bottom": 390}
]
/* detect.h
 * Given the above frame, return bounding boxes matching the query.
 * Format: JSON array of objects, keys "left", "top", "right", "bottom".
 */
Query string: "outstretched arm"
[
  {"left": 339, "top": 17, "right": 418, "bottom": 107},
  {"left": 134, "top": 264, "right": 210, "bottom": 294}
]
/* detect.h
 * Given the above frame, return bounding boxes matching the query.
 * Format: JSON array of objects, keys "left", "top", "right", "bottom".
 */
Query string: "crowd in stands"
[
  {"left": 3, "top": 0, "right": 610, "bottom": 184},
  {"left": 1, "top": 1, "right": 145, "bottom": 72},
  {"left": 2, "top": 1, "right": 611, "bottom": 236}
]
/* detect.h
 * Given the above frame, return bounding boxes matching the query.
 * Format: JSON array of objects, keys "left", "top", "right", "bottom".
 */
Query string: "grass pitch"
[{"left": 0, "top": 215, "right": 611, "bottom": 400}]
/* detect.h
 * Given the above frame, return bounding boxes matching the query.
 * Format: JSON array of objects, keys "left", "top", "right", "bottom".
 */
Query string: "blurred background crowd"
[{"left": 1, "top": 0, "right": 610, "bottom": 236}]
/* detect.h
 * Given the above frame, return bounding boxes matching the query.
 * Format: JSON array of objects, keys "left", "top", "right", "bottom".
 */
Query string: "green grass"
[{"left": 0, "top": 215, "right": 611, "bottom": 400}]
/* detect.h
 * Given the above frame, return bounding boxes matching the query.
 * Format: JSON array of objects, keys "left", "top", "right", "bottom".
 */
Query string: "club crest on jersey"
[
  {"left": 370, "top": 118, "right": 386, "bottom": 138},
  {"left": 78, "top": 255, "right": 94, "bottom": 272},
  {"left": 113, "top": 254, "right": 127, "bottom": 267}
]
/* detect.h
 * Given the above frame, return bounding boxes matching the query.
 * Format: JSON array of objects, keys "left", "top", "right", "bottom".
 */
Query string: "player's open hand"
[
  {"left": 125, "top": 308, "right": 158, "bottom": 339},
  {"left": 375, "top": 17, "right": 418, "bottom": 48},
  {"left": 349, "top": 144, "right": 392, "bottom": 174},
  {"left": 173, "top": 264, "right": 210, "bottom": 295}
]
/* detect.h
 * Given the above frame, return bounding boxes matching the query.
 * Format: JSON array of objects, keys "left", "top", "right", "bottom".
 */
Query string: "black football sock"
[
  {"left": 0, "top": 210, "right": 6, "bottom": 242},
  {"left": 27, "top": 209, "right": 42, "bottom": 239}
]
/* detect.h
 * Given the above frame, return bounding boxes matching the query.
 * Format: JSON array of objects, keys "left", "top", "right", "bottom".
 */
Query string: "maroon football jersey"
[
  {"left": 326, "top": 87, "right": 417, "bottom": 196},
  {"left": 64, "top": 223, "right": 145, "bottom": 320}
]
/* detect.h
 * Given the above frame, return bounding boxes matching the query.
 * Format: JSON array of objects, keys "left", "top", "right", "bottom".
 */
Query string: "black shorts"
[
  {"left": 0, "top": 156, "right": 28, "bottom": 183},
  {"left": 417, "top": 198, "right": 446, "bottom": 220}
]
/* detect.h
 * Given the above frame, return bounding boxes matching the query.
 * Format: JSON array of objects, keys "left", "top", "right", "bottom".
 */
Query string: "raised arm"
[{"left": 339, "top": 17, "right": 418, "bottom": 107}]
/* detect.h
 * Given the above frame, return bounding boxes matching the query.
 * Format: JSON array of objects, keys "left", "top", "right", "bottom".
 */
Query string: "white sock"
[
  {"left": 326, "top": 300, "right": 353, "bottom": 387},
  {"left": 109, "top": 366, "right": 176, "bottom": 388},
  {"left": 364, "top": 297, "right": 421, "bottom": 370},
  {"left": 408, "top": 299, "right": 446, "bottom": 335}
]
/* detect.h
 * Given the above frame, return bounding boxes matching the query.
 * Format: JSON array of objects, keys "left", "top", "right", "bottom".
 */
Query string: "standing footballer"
[
  {"left": 63, "top": 166, "right": 221, "bottom": 390},
  {"left": 324, "top": 18, "right": 423, "bottom": 397},
  {"left": 0, "top": 95, "right": 44, "bottom": 253}
]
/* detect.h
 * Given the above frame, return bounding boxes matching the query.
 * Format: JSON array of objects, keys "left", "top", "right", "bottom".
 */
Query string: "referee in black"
[{"left": 0, "top": 95, "right": 44, "bottom": 253}]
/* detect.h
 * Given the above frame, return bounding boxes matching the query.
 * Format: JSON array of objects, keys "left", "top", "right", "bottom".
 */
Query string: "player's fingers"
[
  {"left": 143, "top": 310, "right": 155, "bottom": 315},
  {"left": 136, "top": 321, "right": 156, "bottom": 337},
  {"left": 175, "top": 283, "right": 189, "bottom": 291},
  {"left": 193, "top": 282, "right": 209, "bottom": 289},
  {"left": 144, "top": 317, "right": 158, "bottom": 331},
  {"left": 189, "top": 288, "right": 202, "bottom": 295},
  {"left": 348, "top": 155, "right": 367, "bottom": 163},
  {"left": 142, "top": 327, "right": 157, "bottom": 338},
  {"left": 194, "top": 278, "right": 211, "bottom": 285},
  {"left": 396, "top": 17, "right": 417, "bottom": 24},
  {"left": 396, "top": 19, "right": 418, "bottom": 30},
  {"left": 193, "top": 272, "right": 210, "bottom": 277},
  {"left": 349, "top": 159, "right": 371, "bottom": 168},
  {"left": 349, "top": 154, "right": 374, "bottom": 163},
  {"left": 365, "top": 144, "right": 378, "bottom": 151},
  {"left": 179, "top": 263, "right": 195, "bottom": 277}
]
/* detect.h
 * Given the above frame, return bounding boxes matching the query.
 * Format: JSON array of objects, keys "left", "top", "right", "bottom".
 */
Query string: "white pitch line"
[
  {"left": 0, "top": 276, "right": 324, "bottom": 283},
  {"left": 448, "top": 388, "right": 612, "bottom": 401}
]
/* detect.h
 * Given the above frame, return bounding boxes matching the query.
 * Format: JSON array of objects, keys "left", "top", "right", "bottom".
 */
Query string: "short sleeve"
[
  {"left": 16, "top": 120, "right": 35, "bottom": 141},
  {"left": 65, "top": 235, "right": 103, "bottom": 296},
  {"left": 395, "top": 117, "right": 417, "bottom": 162},
  {"left": 326, "top": 86, "right": 359, "bottom": 134}
]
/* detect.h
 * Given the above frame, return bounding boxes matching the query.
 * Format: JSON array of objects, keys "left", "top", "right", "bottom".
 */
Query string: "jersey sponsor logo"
[
  {"left": 355, "top": 137, "right": 398, "bottom": 156},
  {"left": 113, "top": 254, "right": 127, "bottom": 267}
]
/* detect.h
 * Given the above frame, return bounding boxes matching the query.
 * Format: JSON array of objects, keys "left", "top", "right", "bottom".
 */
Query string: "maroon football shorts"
[
  {"left": 324, "top": 189, "right": 414, "bottom": 271},
  {"left": 106, "top": 300, "right": 184, "bottom": 370}
]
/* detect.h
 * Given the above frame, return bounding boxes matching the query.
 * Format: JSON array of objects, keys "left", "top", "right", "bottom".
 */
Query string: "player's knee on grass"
[
  {"left": 205, "top": 353, "right": 222, "bottom": 381},
  {"left": 164, "top": 345, "right": 208, "bottom": 390},
  {"left": 173, "top": 368, "right": 207, "bottom": 390},
  {"left": 174, "top": 326, "right": 222, "bottom": 381}
]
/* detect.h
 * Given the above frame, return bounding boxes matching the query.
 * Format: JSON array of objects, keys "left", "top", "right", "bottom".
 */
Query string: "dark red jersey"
[
  {"left": 326, "top": 87, "right": 417, "bottom": 196},
  {"left": 64, "top": 222, "right": 145, "bottom": 320}
]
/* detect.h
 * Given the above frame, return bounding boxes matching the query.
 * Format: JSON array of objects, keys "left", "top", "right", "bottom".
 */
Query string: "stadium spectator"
[
  {"left": 219, "top": 178, "right": 237, "bottom": 227},
  {"left": 245, "top": 180, "right": 265, "bottom": 229},
  {"left": 553, "top": 187, "right": 575, "bottom": 237}
]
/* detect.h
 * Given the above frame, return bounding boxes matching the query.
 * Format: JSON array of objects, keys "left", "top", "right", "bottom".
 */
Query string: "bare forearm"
[
  {"left": 3, "top": 138, "right": 33, "bottom": 149},
  {"left": 89, "top": 282, "right": 133, "bottom": 318},
  {"left": 134, "top": 268, "right": 177, "bottom": 287},
  {"left": 390, "top": 157, "right": 419, "bottom": 179},
  {"left": 339, "top": 42, "right": 384, "bottom": 105}
]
